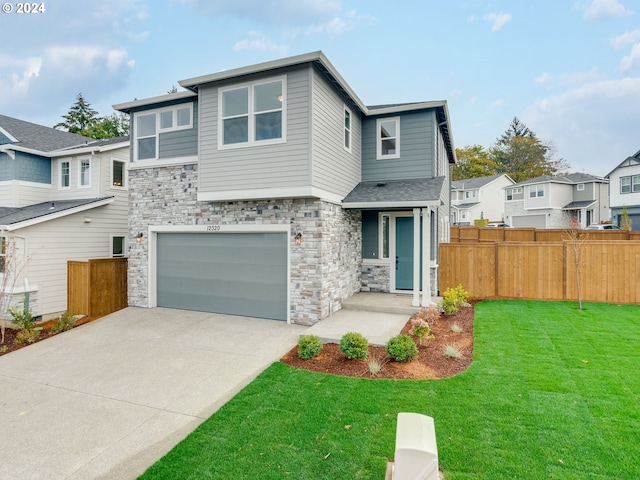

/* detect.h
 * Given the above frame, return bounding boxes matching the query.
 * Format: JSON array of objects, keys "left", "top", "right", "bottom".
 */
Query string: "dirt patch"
[
  {"left": 281, "top": 303, "right": 475, "bottom": 379},
  {"left": 0, "top": 316, "right": 100, "bottom": 357}
]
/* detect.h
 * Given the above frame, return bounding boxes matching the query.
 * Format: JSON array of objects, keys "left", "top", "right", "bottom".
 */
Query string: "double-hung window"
[
  {"left": 136, "top": 113, "right": 157, "bottom": 160},
  {"left": 623, "top": 175, "right": 640, "bottom": 193},
  {"left": 60, "top": 161, "right": 70, "bottom": 189},
  {"left": 220, "top": 77, "right": 285, "bottom": 147},
  {"left": 376, "top": 117, "right": 400, "bottom": 159},
  {"left": 79, "top": 159, "right": 91, "bottom": 188},
  {"left": 506, "top": 187, "right": 521, "bottom": 201},
  {"left": 634, "top": 175, "right": 640, "bottom": 193},
  {"left": 529, "top": 184, "right": 544, "bottom": 198}
]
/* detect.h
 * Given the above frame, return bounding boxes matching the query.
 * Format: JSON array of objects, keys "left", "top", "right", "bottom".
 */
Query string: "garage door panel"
[{"left": 157, "top": 232, "right": 287, "bottom": 321}]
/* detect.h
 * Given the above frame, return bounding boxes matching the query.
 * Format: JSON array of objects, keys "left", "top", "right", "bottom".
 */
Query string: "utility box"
[{"left": 392, "top": 413, "right": 438, "bottom": 480}]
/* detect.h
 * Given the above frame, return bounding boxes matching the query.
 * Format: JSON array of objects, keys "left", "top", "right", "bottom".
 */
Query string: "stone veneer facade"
[{"left": 127, "top": 163, "right": 362, "bottom": 325}]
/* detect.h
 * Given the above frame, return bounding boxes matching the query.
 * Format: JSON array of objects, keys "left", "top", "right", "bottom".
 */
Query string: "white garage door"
[{"left": 156, "top": 232, "right": 288, "bottom": 321}]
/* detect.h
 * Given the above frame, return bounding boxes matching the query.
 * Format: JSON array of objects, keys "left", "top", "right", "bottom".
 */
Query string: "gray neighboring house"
[
  {"left": 606, "top": 149, "right": 640, "bottom": 229},
  {"left": 114, "top": 51, "right": 456, "bottom": 325},
  {"left": 0, "top": 115, "right": 129, "bottom": 318},
  {"left": 504, "top": 173, "right": 610, "bottom": 229}
]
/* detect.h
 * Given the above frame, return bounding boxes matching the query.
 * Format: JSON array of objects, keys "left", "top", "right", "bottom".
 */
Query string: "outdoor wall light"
[
  {"left": 135, "top": 232, "right": 144, "bottom": 243},
  {"left": 295, "top": 232, "right": 303, "bottom": 245}
]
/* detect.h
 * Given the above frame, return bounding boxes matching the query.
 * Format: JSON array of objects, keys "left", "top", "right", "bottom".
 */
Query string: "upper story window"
[
  {"left": 133, "top": 103, "right": 194, "bottom": 161},
  {"left": 112, "top": 159, "right": 126, "bottom": 188},
  {"left": 465, "top": 190, "right": 477, "bottom": 199},
  {"left": 344, "top": 107, "right": 352, "bottom": 152},
  {"left": 577, "top": 183, "right": 585, "bottom": 191},
  {"left": 529, "top": 184, "right": 544, "bottom": 198},
  {"left": 219, "top": 77, "right": 285, "bottom": 148},
  {"left": 620, "top": 175, "right": 640, "bottom": 194},
  {"left": 376, "top": 117, "right": 400, "bottom": 159},
  {"left": 79, "top": 159, "right": 91, "bottom": 188},
  {"left": 506, "top": 187, "right": 522, "bottom": 201},
  {"left": 60, "top": 161, "right": 70, "bottom": 189}
]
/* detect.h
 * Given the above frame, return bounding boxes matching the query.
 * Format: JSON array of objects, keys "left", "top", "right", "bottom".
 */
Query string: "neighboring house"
[
  {"left": 606, "top": 149, "right": 640, "bottom": 230},
  {"left": 451, "top": 174, "right": 515, "bottom": 225},
  {"left": 114, "top": 51, "right": 456, "bottom": 325},
  {"left": 504, "top": 173, "right": 609, "bottom": 229},
  {"left": 0, "top": 115, "right": 129, "bottom": 319}
]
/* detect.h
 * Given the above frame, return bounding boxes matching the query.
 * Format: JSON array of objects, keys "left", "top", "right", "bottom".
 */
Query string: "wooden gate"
[{"left": 67, "top": 258, "right": 128, "bottom": 318}]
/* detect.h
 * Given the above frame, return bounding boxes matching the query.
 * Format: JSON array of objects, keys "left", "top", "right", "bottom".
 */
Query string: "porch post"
[
  {"left": 412, "top": 208, "right": 421, "bottom": 307},
  {"left": 421, "top": 208, "right": 432, "bottom": 306}
]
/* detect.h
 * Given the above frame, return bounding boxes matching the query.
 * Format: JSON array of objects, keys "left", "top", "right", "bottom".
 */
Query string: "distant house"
[
  {"left": 0, "top": 115, "right": 129, "bottom": 319},
  {"left": 451, "top": 174, "right": 515, "bottom": 225},
  {"left": 606, "top": 149, "right": 640, "bottom": 230},
  {"left": 504, "top": 173, "right": 609, "bottom": 229},
  {"left": 114, "top": 51, "right": 456, "bottom": 325}
]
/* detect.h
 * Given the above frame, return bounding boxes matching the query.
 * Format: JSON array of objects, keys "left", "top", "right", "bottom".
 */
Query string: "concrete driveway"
[{"left": 0, "top": 307, "right": 306, "bottom": 479}]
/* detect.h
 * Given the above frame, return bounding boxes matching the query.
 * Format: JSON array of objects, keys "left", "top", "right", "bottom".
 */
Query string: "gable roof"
[
  {"left": 452, "top": 174, "right": 512, "bottom": 190},
  {"left": 0, "top": 197, "right": 115, "bottom": 231},
  {"left": 0, "top": 114, "right": 90, "bottom": 151},
  {"left": 605, "top": 149, "right": 640, "bottom": 177},
  {"left": 342, "top": 177, "right": 445, "bottom": 209},
  {"left": 515, "top": 173, "right": 606, "bottom": 186}
]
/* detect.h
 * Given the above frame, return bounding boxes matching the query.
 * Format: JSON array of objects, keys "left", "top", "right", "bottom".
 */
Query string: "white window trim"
[
  {"left": 376, "top": 117, "right": 400, "bottom": 160},
  {"left": 110, "top": 157, "right": 127, "bottom": 190},
  {"left": 218, "top": 75, "right": 287, "bottom": 150},
  {"left": 132, "top": 103, "right": 194, "bottom": 162},
  {"left": 59, "top": 160, "right": 71, "bottom": 190},
  {"left": 78, "top": 157, "right": 91, "bottom": 189},
  {"left": 577, "top": 183, "right": 585, "bottom": 191},
  {"left": 379, "top": 213, "right": 390, "bottom": 259},
  {"left": 110, "top": 234, "right": 126, "bottom": 258},
  {"left": 344, "top": 105, "right": 352, "bottom": 153},
  {"left": 529, "top": 184, "right": 544, "bottom": 198}
]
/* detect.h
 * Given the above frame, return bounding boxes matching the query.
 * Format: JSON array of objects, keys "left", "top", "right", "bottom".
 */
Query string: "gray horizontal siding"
[
  {"left": 198, "top": 68, "right": 311, "bottom": 193},
  {"left": 362, "top": 110, "right": 436, "bottom": 181},
  {"left": 310, "top": 67, "right": 361, "bottom": 197}
]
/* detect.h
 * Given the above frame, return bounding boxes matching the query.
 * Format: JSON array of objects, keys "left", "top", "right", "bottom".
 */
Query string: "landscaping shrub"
[
  {"left": 9, "top": 299, "right": 39, "bottom": 344},
  {"left": 339, "top": 332, "right": 369, "bottom": 360},
  {"left": 51, "top": 311, "right": 76, "bottom": 334},
  {"left": 408, "top": 318, "right": 435, "bottom": 346},
  {"left": 441, "top": 284, "right": 470, "bottom": 314},
  {"left": 386, "top": 334, "right": 418, "bottom": 362},
  {"left": 297, "top": 335, "right": 323, "bottom": 360},
  {"left": 413, "top": 305, "right": 441, "bottom": 324}
]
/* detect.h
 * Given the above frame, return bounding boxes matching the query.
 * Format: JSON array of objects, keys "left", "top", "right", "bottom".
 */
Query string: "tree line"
[
  {"left": 453, "top": 117, "right": 570, "bottom": 183},
  {"left": 54, "top": 93, "right": 129, "bottom": 139}
]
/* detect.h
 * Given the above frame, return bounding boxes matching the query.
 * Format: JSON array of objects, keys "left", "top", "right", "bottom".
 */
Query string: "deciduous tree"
[{"left": 452, "top": 145, "right": 498, "bottom": 180}]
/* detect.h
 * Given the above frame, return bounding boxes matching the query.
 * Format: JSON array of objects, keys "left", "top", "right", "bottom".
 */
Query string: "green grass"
[{"left": 139, "top": 300, "right": 640, "bottom": 479}]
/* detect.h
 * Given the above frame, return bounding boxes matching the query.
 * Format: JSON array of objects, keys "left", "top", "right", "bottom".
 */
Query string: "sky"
[{"left": 1, "top": 0, "right": 639, "bottom": 176}]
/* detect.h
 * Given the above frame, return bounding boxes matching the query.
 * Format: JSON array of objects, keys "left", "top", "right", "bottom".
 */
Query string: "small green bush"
[
  {"left": 441, "top": 284, "right": 470, "bottom": 315},
  {"left": 298, "top": 335, "right": 323, "bottom": 360},
  {"left": 339, "top": 332, "right": 369, "bottom": 360},
  {"left": 14, "top": 328, "right": 40, "bottom": 344},
  {"left": 52, "top": 311, "right": 76, "bottom": 334},
  {"left": 386, "top": 334, "right": 418, "bottom": 362},
  {"left": 9, "top": 300, "right": 35, "bottom": 332}
]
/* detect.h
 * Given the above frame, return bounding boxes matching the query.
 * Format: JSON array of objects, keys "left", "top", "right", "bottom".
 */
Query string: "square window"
[
  {"left": 160, "top": 111, "right": 173, "bottom": 129},
  {"left": 223, "top": 117, "right": 249, "bottom": 144}
]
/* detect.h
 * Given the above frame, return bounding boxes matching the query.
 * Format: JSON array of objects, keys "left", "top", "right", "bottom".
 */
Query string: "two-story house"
[
  {"left": 606, "top": 149, "right": 640, "bottom": 230},
  {"left": 0, "top": 115, "right": 129, "bottom": 319},
  {"left": 114, "top": 51, "right": 456, "bottom": 325},
  {"left": 451, "top": 174, "right": 515, "bottom": 225},
  {"left": 504, "top": 173, "right": 609, "bottom": 229}
]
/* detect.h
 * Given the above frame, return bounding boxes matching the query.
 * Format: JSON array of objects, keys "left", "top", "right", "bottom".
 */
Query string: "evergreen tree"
[{"left": 54, "top": 93, "right": 99, "bottom": 134}]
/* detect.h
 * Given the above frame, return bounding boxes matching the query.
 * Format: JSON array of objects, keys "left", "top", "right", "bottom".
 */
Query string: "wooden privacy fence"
[
  {"left": 67, "top": 258, "right": 128, "bottom": 318},
  {"left": 450, "top": 226, "right": 640, "bottom": 243},
  {"left": 440, "top": 241, "right": 640, "bottom": 304}
]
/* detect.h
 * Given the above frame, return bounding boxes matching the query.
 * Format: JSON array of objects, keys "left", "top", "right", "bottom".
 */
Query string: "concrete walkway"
[{"left": 0, "top": 307, "right": 306, "bottom": 480}]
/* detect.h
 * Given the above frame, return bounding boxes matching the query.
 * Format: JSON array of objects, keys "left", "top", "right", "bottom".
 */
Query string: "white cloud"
[
  {"left": 577, "top": 0, "right": 633, "bottom": 21},
  {"left": 611, "top": 29, "right": 640, "bottom": 50},
  {"left": 233, "top": 33, "right": 289, "bottom": 56},
  {"left": 524, "top": 77, "right": 640, "bottom": 175},
  {"left": 620, "top": 43, "right": 640, "bottom": 71},
  {"left": 483, "top": 12, "right": 512, "bottom": 32},
  {"left": 535, "top": 72, "right": 554, "bottom": 86}
]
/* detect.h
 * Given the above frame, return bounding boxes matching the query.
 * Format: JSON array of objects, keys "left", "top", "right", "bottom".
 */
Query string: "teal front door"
[{"left": 396, "top": 217, "right": 414, "bottom": 290}]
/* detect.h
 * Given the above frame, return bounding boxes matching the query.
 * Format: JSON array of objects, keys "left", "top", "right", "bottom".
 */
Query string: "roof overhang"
[
  {"left": 342, "top": 177, "right": 446, "bottom": 210},
  {"left": 113, "top": 90, "right": 198, "bottom": 113},
  {"left": 0, "top": 197, "right": 115, "bottom": 231}
]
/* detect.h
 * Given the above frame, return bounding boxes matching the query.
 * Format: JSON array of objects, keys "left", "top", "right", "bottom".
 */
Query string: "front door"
[{"left": 395, "top": 217, "right": 414, "bottom": 290}]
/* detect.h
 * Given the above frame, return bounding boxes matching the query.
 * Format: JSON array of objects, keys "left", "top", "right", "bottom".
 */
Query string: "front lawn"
[{"left": 139, "top": 300, "right": 640, "bottom": 479}]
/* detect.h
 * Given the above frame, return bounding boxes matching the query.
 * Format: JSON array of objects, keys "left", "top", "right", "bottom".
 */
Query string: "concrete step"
[{"left": 341, "top": 292, "right": 421, "bottom": 316}]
